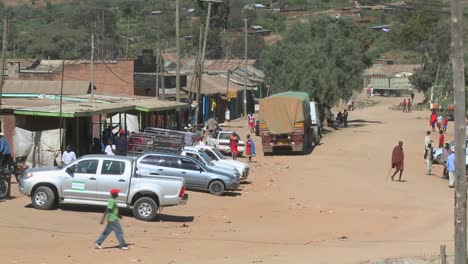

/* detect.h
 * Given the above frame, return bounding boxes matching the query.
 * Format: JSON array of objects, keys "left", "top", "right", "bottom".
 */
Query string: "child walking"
[
  {"left": 245, "top": 134, "right": 256, "bottom": 162},
  {"left": 95, "top": 188, "right": 128, "bottom": 250}
]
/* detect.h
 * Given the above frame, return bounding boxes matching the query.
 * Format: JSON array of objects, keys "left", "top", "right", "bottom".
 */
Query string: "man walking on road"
[
  {"left": 441, "top": 143, "right": 450, "bottom": 179},
  {"left": 425, "top": 141, "right": 433, "bottom": 175},
  {"left": 446, "top": 150, "right": 455, "bottom": 188},
  {"left": 95, "top": 188, "right": 128, "bottom": 250},
  {"left": 424, "top": 131, "right": 431, "bottom": 152},
  {"left": 390, "top": 141, "right": 405, "bottom": 181}
]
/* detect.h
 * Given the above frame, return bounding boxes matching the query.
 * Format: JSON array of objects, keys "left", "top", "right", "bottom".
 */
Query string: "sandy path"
[{"left": 0, "top": 92, "right": 456, "bottom": 264}]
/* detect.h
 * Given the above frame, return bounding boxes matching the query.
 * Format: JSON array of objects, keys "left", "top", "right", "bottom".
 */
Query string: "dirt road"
[{"left": 0, "top": 92, "right": 456, "bottom": 264}]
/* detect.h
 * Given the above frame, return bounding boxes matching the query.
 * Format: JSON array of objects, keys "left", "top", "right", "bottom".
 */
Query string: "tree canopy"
[{"left": 261, "top": 16, "right": 372, "bottom": 108}]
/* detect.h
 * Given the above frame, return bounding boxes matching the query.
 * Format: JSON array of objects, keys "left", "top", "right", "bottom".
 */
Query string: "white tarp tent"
[
  {"left": 105, "top": 113, "right": 139, "bottom": 134},
  {"left": 13, "top": 127, "right": 62, "bottom": 167}
]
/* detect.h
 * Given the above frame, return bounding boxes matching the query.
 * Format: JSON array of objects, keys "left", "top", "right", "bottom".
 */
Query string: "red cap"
[
  {"left": 110, "top": 188, "right": 120, "bottom": 195},
  {"left": 119, "top": 129, "right": 125, "bottom": 134}
]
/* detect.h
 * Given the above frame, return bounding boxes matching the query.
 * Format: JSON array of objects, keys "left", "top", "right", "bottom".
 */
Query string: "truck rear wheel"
[
  {"left": 31, "top": 186, "right": 56, "bottom": 210},
  {"left": 133, "top": 197, "right": 159, "bottom": 221}
]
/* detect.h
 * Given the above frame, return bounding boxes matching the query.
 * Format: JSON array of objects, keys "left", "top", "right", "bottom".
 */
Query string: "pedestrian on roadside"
[
  {"left": 390, "top": 140, "right": 405, "bottom": 181},
  {"left": 104, "top": 139, "right": 116, "bottom": 156},
  {"left": 337, "top": 111, "right": 343, "bottom": 127},
  {"left": 446, "top": 149, "right": 455, "bottom": 188},
  {"left": 443, "top": 116, "right": 449, "bottom": 132},
  {"left": 437, "top": 114, "right": 443, "bottom": 130},
  {"left": 370, "top": 86, "right": 374, "bottom": 98},
  {"left": 402, "top": 99, "right": 407, "bottom": 113},
  {"left": 424, "top": 130, "right": 431, "bottom": 152},
  {"left": 438, "top": 130, "right": 445, "bottom": 148},
  {"left": 441, "top": 143, "right": 450, "bottom": 179},
  {"left": 407, "top": 98, "right": 412, "bottom": 112},
  {"left": 62, "top": 145, "right": 76, "bottom": 166},
  {"left": 115, "top": 129, "right": 128, "bottom": 156},
  {"left": 411, "top": 91, "right": 415, "bottom": 102},
  {"left": 229, "top": 132, "right": 239, "bottom": 160},
  {"left": 425, "top": 142, "right": 434, "bottom": 175},
  {"left": 0, "top": 132, "right": 12, "bottom": 168},
  {"left": 95, "top": 188, "right": 128, "bottom": 250},
  {"left": 343, "top": 109, "right": 348, "bottom": 127},
  {"left": 248, "top": 114, "right": 255, "bottom": 133},
  {"left": 245, "top": 134, "right": 256, "bottom": 162},
  {"left": 91, "top": 137, "right": 104, "bottom": 154},
  {"left": 367, "top": 86, "right": 371, "bottom": 98},
  {"left": 430, "top": 112, "right": 437, "bottom": 132}
]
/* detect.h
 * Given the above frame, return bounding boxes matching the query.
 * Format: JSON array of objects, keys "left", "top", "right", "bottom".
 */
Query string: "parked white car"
[
  {"left": 206, "top": 131, "right": 245, "bottom": 155},
  {"left": 195, "top": 144, "right": 250, "bottom": 180}
]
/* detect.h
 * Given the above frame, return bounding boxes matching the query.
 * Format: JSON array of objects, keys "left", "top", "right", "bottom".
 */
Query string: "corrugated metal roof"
[
  {"left": 186, "top": 74, "right": 244, "bottom": 95},
  {"left": 10, "top": 96, "right": 188, "bottom": 117},
  {"left": 3, "top": 80, "right": 90, "bottom": 95},
  {"left": 364, "top": 64, "right": 421, "bottom": 76},
  {"left": 182, "top": 59, "right": 257, "bottom": 73}
]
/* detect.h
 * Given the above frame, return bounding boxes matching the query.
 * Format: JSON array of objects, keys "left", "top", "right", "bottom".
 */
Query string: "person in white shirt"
[
  {"left": 62, "top": 145, "right": 77, "bottom": 166},
  {"left": 424, "top": 130, "right": 431, "bottom": 150},
  {"left": 104, "top": 139, "right": 116, "bottom": 155}
]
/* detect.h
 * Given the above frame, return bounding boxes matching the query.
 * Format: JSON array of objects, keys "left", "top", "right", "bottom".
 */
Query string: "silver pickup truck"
[{"left": 19, "top": 155, "right": 188, "bottom": 221}]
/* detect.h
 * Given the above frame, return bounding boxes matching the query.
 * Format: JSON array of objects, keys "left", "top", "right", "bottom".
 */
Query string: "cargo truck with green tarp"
[{"left": 259, "top": 91, "right": 312, "bottom": 155}]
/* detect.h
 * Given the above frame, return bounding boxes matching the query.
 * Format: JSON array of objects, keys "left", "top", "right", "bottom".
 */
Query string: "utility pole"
[
  {"left": 59, "top": 58, "right": 65, "bottom": 152},
  {"left": 175, "top": 0, "right": 181, "bottom": 102},
  {"left": 160, "top": 49, "right": 166, "bottom": 100},
  {"left": 450, "top": 0, "right": 467, "bottom": 263},
  {"left": 0, "top": 17, "right": 8, "bottom": 108},
  {"left": 155, "top": 48, "right": 160, "bottom": 98},
  {"left": 125, "top": 18, "right": 130, "bottom": 58},
  {"left": 243, "top": 18, "right": 248, "bottom": 118},
  {"left": 90, "top": 34, "right": 95, "bottom": 101},
  {"left": 195, "top": 2, "right": 213, "bottom": 125}
]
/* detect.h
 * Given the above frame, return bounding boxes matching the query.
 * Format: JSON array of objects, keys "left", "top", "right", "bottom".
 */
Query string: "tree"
[
  {"left": 261, "top": 16, "right": 372, "bottom": 108},
  {"left": 230, "top": 34, "right": 265, "bottom": 59}
]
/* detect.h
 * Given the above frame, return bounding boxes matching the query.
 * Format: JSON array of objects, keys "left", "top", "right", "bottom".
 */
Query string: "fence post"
[{"left": 440, "top": 244, "right": 447, "bottom": 264}]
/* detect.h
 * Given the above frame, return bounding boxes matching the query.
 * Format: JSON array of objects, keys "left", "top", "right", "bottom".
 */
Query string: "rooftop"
[{"left": 2, "top": 95, "right": 188, "bottom": 118}]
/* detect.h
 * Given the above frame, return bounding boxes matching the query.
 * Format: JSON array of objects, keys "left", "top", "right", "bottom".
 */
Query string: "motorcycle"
[{"left": 9, "top": 157, "right": 28, "bottom": 183}]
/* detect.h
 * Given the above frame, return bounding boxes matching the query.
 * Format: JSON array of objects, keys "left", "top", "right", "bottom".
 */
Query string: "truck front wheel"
[
  {"left": 31, "top": 186, "right": 56, "bottom": 210},
  {"left": 133, "top": 197, "right": 159, "bottom": 221}
]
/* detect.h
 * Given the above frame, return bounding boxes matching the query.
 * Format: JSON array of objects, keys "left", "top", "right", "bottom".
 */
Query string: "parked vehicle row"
[{"left": 18, "top": 127, "right": 253, "bottom": 222}]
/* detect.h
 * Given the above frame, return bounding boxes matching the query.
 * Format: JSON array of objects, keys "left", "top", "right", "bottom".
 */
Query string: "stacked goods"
[{"left": 128, "top": 128, "right": 186, "bottom": 156}]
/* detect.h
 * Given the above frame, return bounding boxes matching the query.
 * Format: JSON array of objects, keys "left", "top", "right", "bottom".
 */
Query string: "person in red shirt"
[
  {"left": 430, "top": 112, "right": 437, "bottom": 132},
  {"left": 443, "top": 117, "right": 449, "bottom": 132},
  {"left": 402, "top": 99, "right": 407, "bottom": 113},
  {"left": 439, "top": 130, "right": 445, "bottom": 148}
]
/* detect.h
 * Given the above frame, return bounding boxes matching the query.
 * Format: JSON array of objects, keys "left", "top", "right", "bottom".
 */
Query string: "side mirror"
[{"left": 66, "top": 167, "right": 74, "bottom": 175}]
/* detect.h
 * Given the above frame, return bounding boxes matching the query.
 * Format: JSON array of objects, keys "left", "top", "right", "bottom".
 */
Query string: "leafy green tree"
[
  {"left": 261, "top": 16, "right": 372, "bottom": 108},
  {"left": 230, "top": 35, "right": 265, "bottom": 59}
]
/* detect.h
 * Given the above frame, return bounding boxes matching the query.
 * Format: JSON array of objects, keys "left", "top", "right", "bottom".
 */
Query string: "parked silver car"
[
  {"left": 137, "top": 152, "right": 239, "bottom": 195},
  {"left": 19, "top": 155, "right": 188, "bottom": 221}
]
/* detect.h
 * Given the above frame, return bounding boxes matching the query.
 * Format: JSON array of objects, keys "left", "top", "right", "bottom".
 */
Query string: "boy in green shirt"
[{"left": 95, "top": 188, "right": 128, "bottom": 250}]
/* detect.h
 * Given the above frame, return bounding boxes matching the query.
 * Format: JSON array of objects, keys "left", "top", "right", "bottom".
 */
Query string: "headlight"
[{"left": 25, "top": 172, "right": 33, "bottom": 178}]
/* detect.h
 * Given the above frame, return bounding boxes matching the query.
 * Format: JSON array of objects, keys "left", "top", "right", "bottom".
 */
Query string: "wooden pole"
[
  {"left": 59, "top": 59, "right": 65, "bottom": 153},
  {"left": 450, "top": 0, "right": 467, "bottom": 263},
  {"left": 0, "top": 17, "right": 8, "bottom": 108},
  {"left": 155, "top": 48, "right": 160, "bottom": 98},
  {"left": 195, "top": 2, "right": 213, "bottom": 125},
  {"left": 175, "top": 0, "right": 181, "bottom": 102},
  {"left": 440, "top": 245, "right": 447, "bottom": 264},
  {"left": 160, "top": 49, "right": 165, "bottom": 100},
  {"left": 91, "top": 34, "right": 95, "bottom": 100},
  {"left": 243, "top": 18, "right": 248, "bottom": 118}
]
